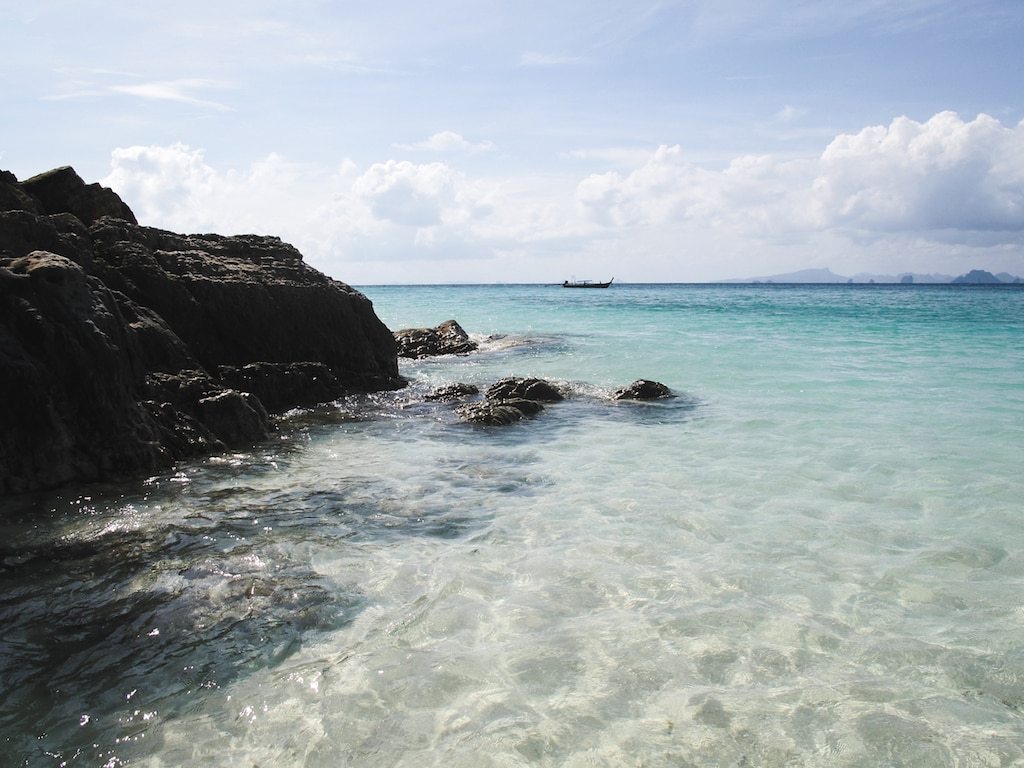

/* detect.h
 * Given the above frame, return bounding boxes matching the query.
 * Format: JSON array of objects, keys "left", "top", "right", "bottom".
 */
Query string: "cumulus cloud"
[
  {"left": 576, "top": 145, "right": 812, "bottom": 236},
  {"left": 100, "top": 144, "right": 512, "bottom": 276},
  {"left": 393, "top": 131, "right": 494, "bottom": 154},
  {"left": 577, "top": 112, "right": 1024, "bottom": 243},
  {"left": 352, "top": 160, "right": 458, "bottom": 226},
  {"left": 813, "top": 111, "right": 1024, "bottom": 234},
  {"left": 100, "top": 112, "right": 1024, "bottom": 283}
]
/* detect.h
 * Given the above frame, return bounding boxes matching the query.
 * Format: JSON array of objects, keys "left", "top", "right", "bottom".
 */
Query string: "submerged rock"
[
  {"left": 457, "top": 398, "right": 544, "bottom": 425},
  {"left": 425, "top": 382, "right": 480, "bottom": 402},
  {"left": 486, "top": 377, "right": 564, "bottom": 402},
  {"left": 613, "top": 379, "right": 673, "bottom": 400},
  {"left": 0, "top": 166, "right": 404, "bottom": 495},
  {"left": 394, "top": 319, "right": 478, "bottom": 358},
  {"left": 453, "top": 376, "right": 553, "bottom": 425}
]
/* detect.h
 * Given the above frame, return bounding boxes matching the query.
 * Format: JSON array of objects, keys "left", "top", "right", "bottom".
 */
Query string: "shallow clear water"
[{"left": 2, "top": 284, "right": 1023, "bottom": 766}]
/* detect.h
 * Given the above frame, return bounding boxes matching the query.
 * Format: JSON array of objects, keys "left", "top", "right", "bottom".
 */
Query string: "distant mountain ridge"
[{"left": 720, "top": 268, "right": 1022, "bottom": 284}]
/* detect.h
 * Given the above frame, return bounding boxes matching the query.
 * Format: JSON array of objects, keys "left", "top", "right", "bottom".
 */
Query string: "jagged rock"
[
  {"left": 394, "top": 319, "right": 478, "bottom": 358},
  {"left": 0, "top": 166, "right": 405, "bottom": 495},
  {"left": 86, "top": 222, "right": 402, "bottom": 391},
  {"left": 21, "top": 166, "right": 138, "bottom": 225},
  {"left": 219, "top": 362, "right": 346, "bottom": 411},
  {"left": 425, "top": 383, "right": 480, "bottom": 402},
  {"left": 197, "top": 390, "right": 270, "bottom": 447},
  {"left": 486, "top": 377, "right": 564, "bottom": 402},
  {"left": 613, "top": 379, "right": 673, "bottom": 400},
  {"left": 142, "top": 400, "right": 223, "bottom": 458},
  {"left": 0, "top": 210, "right": 95, "bottom": 267},
  {"left": 456, "top": 396, "right": 545, "bottom": 425},
  {"left": 144, "top": 369, "right": 225, "bottom": 410},
  {"left": 457, "top": 402, "right": 528, "bottom": 425},
  {"left": 0, "top": 170, "right": 41, "bottom": 215},
  {"left": 0, "top": 251, "right": 169, "bottom": 493},
  {"left": 144, "top": 370, "right": 272, "bottom": 448},
  {"left": 495, "top": 397, "right": 545, "bottom": 416}
]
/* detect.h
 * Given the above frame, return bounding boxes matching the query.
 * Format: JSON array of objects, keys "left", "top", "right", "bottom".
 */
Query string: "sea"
[{"left": 2, "top": 283, "right": 1023, "bottom": 767}]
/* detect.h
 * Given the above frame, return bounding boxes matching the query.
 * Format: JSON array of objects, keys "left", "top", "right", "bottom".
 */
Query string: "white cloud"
[
  {"left": 393, "top": 131, "right": 494, "bottom": 154},
  {"left": 100, "top": 145, "right": 514, "bottom": 278},
  {"left": 100, "top": 112, "right": 1024, "bottom": 284},
  {"left": 352, "top": 160, "right": 458, "bottom": 227},
  {"left": 108, "top": 78, "right": 232, "bottom": 111},
  {"left": 813, "top": 111, "right": 1024, "bottom": 234},
  {"left": 577, "top": 112, "right": 1024, "bottom": 243},
  {"left": 102, "top": 144, "right": 375, "bottom": 251}
]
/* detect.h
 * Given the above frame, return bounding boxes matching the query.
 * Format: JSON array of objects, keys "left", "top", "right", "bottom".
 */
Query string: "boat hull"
[{"left": 562, "top": 278, "right": 614, "bottom": 288}]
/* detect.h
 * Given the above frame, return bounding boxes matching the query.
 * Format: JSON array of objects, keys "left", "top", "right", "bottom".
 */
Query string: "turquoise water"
[{"left": 2, "top": 284, "right": 1023, "bottom": 766}]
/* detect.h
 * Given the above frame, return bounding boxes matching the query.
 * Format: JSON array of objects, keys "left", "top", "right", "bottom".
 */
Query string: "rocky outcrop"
[
  {"left": 486, "top": 377, "right": 564, "bottom": 402},
  {"left": 218, "top": 362, "right": 346, "bottom": 412},
  {"left": 457, "top": 398, "right": 545, "bottom": 426},
  {"left": 21, "top": 166, "right": 138, "bottom": 226},
  {"left": 394, "top": 319, "right": 478, "bottom": 358},
  {"left": 451, "top": 377, "right": 563, "bottom": 426},
  {"left": 1, "top": 167, "right": 403, "bottom": 495},
  {"left": 425, "top": 382, "right": 479, "bottom": 402},
  {"left": 613, "top": 379, "right": 673, "bottom": 400},
  {"left": 445, "top": 376, "right": 677, "bottom": 426}
]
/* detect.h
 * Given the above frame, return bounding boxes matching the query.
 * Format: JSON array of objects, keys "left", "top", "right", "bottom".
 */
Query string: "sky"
[{"left": 2, "top": 0, "right": 1024, "bottom": 283}]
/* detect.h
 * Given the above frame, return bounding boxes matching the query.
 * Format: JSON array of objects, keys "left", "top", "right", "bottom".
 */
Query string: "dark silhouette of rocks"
[
  {"left": 452, "top": 377, "right": 563, "bottom": 426},
  {"left": 22, "top": 166, "right": 138, "bottom": 225},
  {"left": 425, "top": 382, "right": 480, "bottom": 401},
  {"left": 485, "top": 377, "right": 564, "bottom": 402},
  {"left": 613, "top": 379, "right": 673, "bottom": 400},
  {"left": 1, "top": 166, "right": 403, "bottom": 495},
  {"left": 951, "top": 269, "right": 1001, "bottom": 284},
  {"left": 457, "top": 397, "right": 545, "bottom": 425},
  {"left": 439, "top": 375, "right": 679, "bottom": 426},
  {"left": 394, "top": 319, "right": 478, "bottom": 358}
]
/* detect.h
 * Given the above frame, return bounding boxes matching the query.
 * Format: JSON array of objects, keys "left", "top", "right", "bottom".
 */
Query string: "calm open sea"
[{"left": 2, "top": 283, "right": 1023, "bottom": 766}]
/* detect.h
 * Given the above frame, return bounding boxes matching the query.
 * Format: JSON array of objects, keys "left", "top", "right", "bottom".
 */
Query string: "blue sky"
[{"left": 3, "top": 0, "right": 1024, "bottom": 282}]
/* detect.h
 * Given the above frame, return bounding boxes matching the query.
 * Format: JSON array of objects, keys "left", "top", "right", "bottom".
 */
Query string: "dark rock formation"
[
  {"left": 196, "top": 389, "right": 270, "bottom": 447},
  {"left": 1, "top": 166, "right": 403, "bottom": 495},
  {"left": 394, "top": 319, "right": 478, "bottom": 358},
  {"left": 453, "top": 377, "right": 561, "bottom": 426},
  {"left": 496, "top": 397, "right": 545, "bottom": 416},
  {"left": 1, "top": 251, "right": 170, "bottom": 492},
  {"left": 425, "top": 382, "right": 479, "bottom": 402},
  {"left": 21, "top": 166, "right": 138, "bottom": 225},
  {"left": 486, "top": 377, "right": 564, "bottom": 402},
  {"left": 613, "top": 379, "right": 673, "bottom": 400},
  {"left": 457, "top": 398, "right": 544, "bottom": 426},
  {"left": 219, "top": 362, "right": 345, "bottom": 412}
]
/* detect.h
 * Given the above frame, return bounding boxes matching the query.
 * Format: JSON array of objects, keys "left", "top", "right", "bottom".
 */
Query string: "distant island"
[{"left": 719, "top": 267, "right": 1022, "bottom": 284}]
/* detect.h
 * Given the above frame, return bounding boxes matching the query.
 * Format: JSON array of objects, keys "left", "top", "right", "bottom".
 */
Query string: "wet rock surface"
[
  {"left": 486, "top": 377, "right": 565, "bottom": 402},
  {"left": 433, "top": 375, "right": 682, "bottom": 427},
  {"left": 394, "top": 319, "right": 478, "bottom": 358},
  {"left": 457, "top": 399, "right": 545, "bottom": 425},
  {"left": 425, "top": 382, "right": 480, "bottom": 402},
  {"left": 1, "top": 166, "right": 403, "bottom": 495},
  {"left": 613, "top": 379, "right": 673, "bottom": 400}
]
